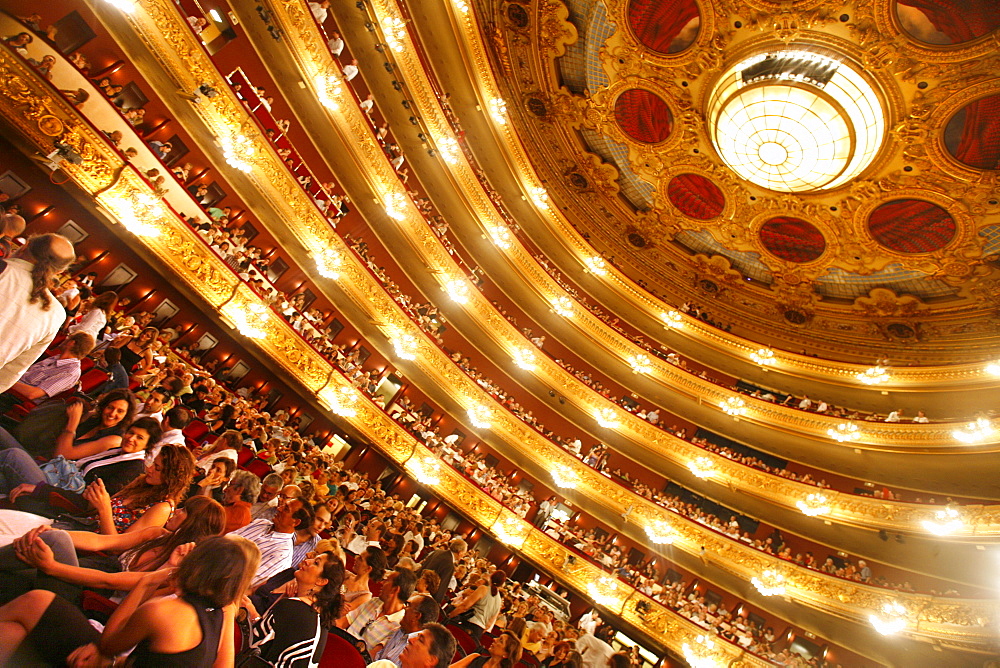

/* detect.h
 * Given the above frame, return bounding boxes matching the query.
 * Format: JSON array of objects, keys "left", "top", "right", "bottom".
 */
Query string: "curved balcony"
[{"left": 240, "top": 0, "right": 1000, "bottom": 453}]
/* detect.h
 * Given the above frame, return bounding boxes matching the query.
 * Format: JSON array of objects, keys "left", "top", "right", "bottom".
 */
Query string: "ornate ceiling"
[{"left": 486, "top": 0, "right": 1000, "bottom": 359}]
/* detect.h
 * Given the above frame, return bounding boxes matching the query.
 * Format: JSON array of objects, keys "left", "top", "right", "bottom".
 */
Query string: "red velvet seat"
[
  {"left": 242, "top": 458, "right": 272, "bottom": 479},
  {"left": 319, "top": 631, "right": 366, "bottom": 668},
  {"left": 446, "top": 624, "right": 478, "bottom": 656},
  {"left": 79, "top": 368, "right": 109, "bottom": 393},
  {"left": 183, "top": 420, "right": 209, "bottom": 442}
]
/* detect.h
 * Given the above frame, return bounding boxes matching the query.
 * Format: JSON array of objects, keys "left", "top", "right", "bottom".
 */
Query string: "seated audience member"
[
  {"left": 147, "top": 405, "right": 190, "bottom": 464},
  {"left": 255, "top": 483, "right": 301, "bottom": 522},
  {"left": 4, "top": 443, "right": 195, "bottom": 536},
  {"left": 192, "top": 455, "right": 235, "bottom": 503},
  {"left": 372, "top": 593, "right": 441, "bottom": 665},
  {"left": 452, "top": 570, "right": 506, "bottom": 640},
  {"left": 457, "top": 629, "right": 523, "bottom": 668},
  {"left": 0, "top": 416, "right": 161, "bottom": 497},
  {"left": 0, "top": 534, "right": 259, "bottom": 666},
  {"left": 0, "top": 389, "right": 135, "bottom": 461},
  {"left": 136, "top": 386, "right": 170, "bottom": 422},
  {"left": 0, "top": 210, "right": 26, "bottom": 258},
  {"left": 339, "top": 567, "right": 416, "bottom": 654},
  {"left": 251, "top": 472, "right": 285, "bottom": 519},
  {"left": 2, "top": 331, "right": 94, "bottom": 405},
  {"left": 0, "top": 495, "right": 225, "bottom": 602},
  {"left": 222, "top": 469, "right": 261, "bottom": 533},
  {"left": 67, "top": 291, "right": 117, "bottom": 342},
  {"left": 241, "top": 549, "right": 344, "bottom": 665},
  {"left": 229, "top": 494, "right": 307, "bottom": 588},
  {"left": 368, "top": 623, "right": 456, "bottom": 668},
  {"left": 342, "top": 544, "right": 387, "bottom": 615},
  {"left": 194, "top": 428, "right": 241, "bottom": 471},
  {"left": 96, "top": 346, "right": 130, "bottom": 393}
]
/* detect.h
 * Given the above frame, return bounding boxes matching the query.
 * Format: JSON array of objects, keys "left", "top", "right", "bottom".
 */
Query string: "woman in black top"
[
  {"left": 0, "top": 534, "right": 260, "bottom": 666},
  {"left": 242, "top": 549, "right": 345, "bottom": 667}
]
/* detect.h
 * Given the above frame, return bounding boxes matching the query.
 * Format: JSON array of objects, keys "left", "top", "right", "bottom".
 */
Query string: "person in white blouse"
[
  {"left": 343, "top": 59, "right": 359, "bottom": 81},
  {"left": 68, "top": 290, "right": 116, "bottom": 343}
]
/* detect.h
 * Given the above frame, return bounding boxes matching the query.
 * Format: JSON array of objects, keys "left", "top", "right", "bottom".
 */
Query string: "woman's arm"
[
  {"left": 99, "top": 570, "right": 174, "bottom": 655},
  {"left": 214, "top": 604, "right": 237, "bottom": 668},
  {"left": 123, "top": 501, "right": 173, "bottom": 534},
  {"left": 55, "top": 434, "right": 123, "bottom": 461},
  {"left": 66, "top": 525, "right": 164, "bottom": 553},
  {"left": 16, "top": 533, "right": 160, "bottom": 590},
  {"left": 133, "top": 349, "right": 154, "bottom": 376},
  {"left": 450, "top": 584, "right": 486, "bottom": 615}
]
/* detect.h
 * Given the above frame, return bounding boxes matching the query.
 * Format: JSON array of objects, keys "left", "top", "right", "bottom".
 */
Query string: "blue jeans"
[{"left": 0, "top": 447, "right": 46, "bottom": 494}]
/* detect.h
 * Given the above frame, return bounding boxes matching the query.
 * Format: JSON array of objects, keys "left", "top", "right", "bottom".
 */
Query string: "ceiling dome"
[{"left": 707, "top": 51, "right": 886, "bottom": 193}]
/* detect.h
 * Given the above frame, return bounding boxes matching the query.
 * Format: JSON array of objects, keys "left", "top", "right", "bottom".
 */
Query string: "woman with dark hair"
[
  {"left": 0, "top": 416, "right": 160, "bottom": 498},
  {"left": 0, "top": 534, "right": 260, "bottom": 666},
  {"left": 452, "top": 570, "right": 507, "bottom": 640},
  {"left": 0, "top": 388, "right": 135, "bottom": 461},
  {"left": 1, "top": 495, "right": 226, "bottom": 601},
  {"left": 206, "top": 403, "right": 238, "bottom": 435},
  {"left": 68, "top": 290, "right": 117, "bottom": 341},
  {"left": 241, "top": 550, "right": 345, "bottom": 667},
  {"left": 112, "top": 326, "right": 158, "bottom": 376},
  {"left": 6, "top": 444, "right": 195, "bottom": 536},
  {"left": 340, "top": 544, "right": 386, "bottom": 616},
  {"left": 459, "top": 630, "right": 523, "bottom": 668}
]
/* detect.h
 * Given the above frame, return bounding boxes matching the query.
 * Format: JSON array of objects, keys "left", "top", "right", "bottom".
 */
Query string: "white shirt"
[
  {"left": 0, "top": 259, "right": 66, "bottom": 393},
  {"left": 885, "top": 411, "right": 901, "bottom": 423},
  {"left": 147, "top": 428, "right": 185, "bottom": 465},
  {"left": 343, "top": 64, "right": 359, "bottom": 81},
  {"left": 68, "top": 308, "right": 107, "bottom": 341},
  {"left": 308, "top": 2, "right": 327, "bottom": 22},
  {"left": 576, "top": 633, "right": 614, "bottom": 668},
  {"left": 328, "top": 37, "right": 344, "bottom": 56}
]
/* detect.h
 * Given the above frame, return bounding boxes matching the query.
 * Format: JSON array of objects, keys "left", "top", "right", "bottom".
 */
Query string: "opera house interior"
[{"left": 0, "top": 0, "right": 997, "bottom": 666}]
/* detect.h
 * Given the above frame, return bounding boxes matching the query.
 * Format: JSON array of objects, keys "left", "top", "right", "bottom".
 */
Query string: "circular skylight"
[{"left": 707, "top": 51, "right": 886, "bottom": 193}]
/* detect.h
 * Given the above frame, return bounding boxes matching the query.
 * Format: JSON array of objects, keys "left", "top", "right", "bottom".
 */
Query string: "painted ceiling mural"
[{"left": 491, "top": 0, "right": 1000, "bottom": 357}]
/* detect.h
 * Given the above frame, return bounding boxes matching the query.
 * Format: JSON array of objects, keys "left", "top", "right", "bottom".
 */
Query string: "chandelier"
[
  {"left": 708, "top": 51, "right": 885, "bottom": 193},
  {"left": 408, "top": 456, "right": 441, "bottom": 486},
  {"left": 681, "top": 634, "right": 721, "bottom": 668},
  {"left": 687, "top": 456, "right": 716, "bottom": 479},
  {"left": 230, "top": 302, "right": 269, "bottom": 340},
  {"left": 751, "top": 569, "right": 787, "bottom": 597},
  {"left": 315, "top": 73, "right": 343, "bottom": 110},
  {"left": 856, "top": 365, "right": 890, "bottom": 385},
  {"left": 921, "top": 506, "right": 964, "bottom": 536},
  {"left": 116, "top": 192, "right": 163, "bottom": 238},
  {"left": 720, "top": 396, "right": 746, "bottom": 416},
  {"left": 488, "top": 98, "right": 507, "bottom": 124},
  {"left": 645, "top": 519, "right": 675, "bottom": 545},
  {"left": 584, "top": 256, "right": 607, "bottom": 275},
  {"left": 951, "top": 417, "right": 995, "bottom": 444},
  {"left": 105, "top": 0, "right": 136, "bottom": 12},
  {"left": 628, "top": 354, "right": 653, "bottom": 375},
  {"left": 436, "top": 136, "right": 460, "bottom": 165},
  {"left": 528, "top": 186, "right": 549, "bottom": 210},
  {"left": 587, "top": 575, "right": 620, "bottom": 608},
  {"left": 551, "top": 296, "right": 574, "bottom": 317},
  {"left": 551, "top": 462, "right": 580, "bottom": 489},
  {"left": 595, "top": 407, "right": 620, "bottom": 429},
  {"left": 321, "top": 386, "right": 358, "bottom": 418},
  {"left": 511, "top": 347, "right": 537, "bottom": 370},
  {"left": 827, "top": 422, "right": 861, "bottom": 443},
  {"left": 492, "top": 514, "right": 527, "bottom": 547},
  {"left": 660, "top": 311, "right": 683, "bottom": 328},
  {"left": 486, "top": 224, "right": 512, "bottom": 249},
  {"left": 796, "top": 493, "right": 831, "bottom": 517},
  {"left": 444, "top": 277, "right": 469, "bottom": 304},
  {"left": 985, "top": 361, "right": 1000, "bottom": 376},
  {"left": 750, "top": 348, "right": 776, "bottom": 366},
  {"left": 391, "top": 331, "right": 419, "bottom": 361},
  {"left": 467, "top": 403, "right": 493, "bottom": 429},
  {"left": 315, "top": 248, "right": 342, "bottom": 279},
  {"left": 221, "top": 131, "right": 255, "bottom": 173},
  {"left": 383, "top": 192, "right": 407, "bottom": 221},
  {"left": 380, "top": 16, "right": 407, "bottom": 53},
  {"left": 870, "top": 601, "right": 908, "bottom": 636}
]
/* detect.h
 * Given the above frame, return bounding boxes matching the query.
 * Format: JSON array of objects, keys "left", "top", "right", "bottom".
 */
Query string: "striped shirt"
[
  {"left": 18, "top": 356, "right": 81, "bottom": 398},
  {"left": 230, "top": 519, "right": 294, "bottom": 588},
  {"left": 251, "top": 598, "right": 325, "bottom": 668},
  {"left": 345, "top": 598, "right": 405, "bottom": 651}
]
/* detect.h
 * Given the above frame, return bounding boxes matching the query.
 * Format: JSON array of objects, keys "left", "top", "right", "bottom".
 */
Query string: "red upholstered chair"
[
  {"left": 79, "top": 368, "right": 109, "bottom": 394},
  {"left": 446, "top": 624, "right": 478, "bottom": 656},
  {"left": 319, "top": 631, "right": 367, "bottom": 668},
  {"left": 183, "top": 420, "right": 209, "bottom": 442},
  {"left": 242, "top": 458, "right": 272, "bottom": 479}
]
